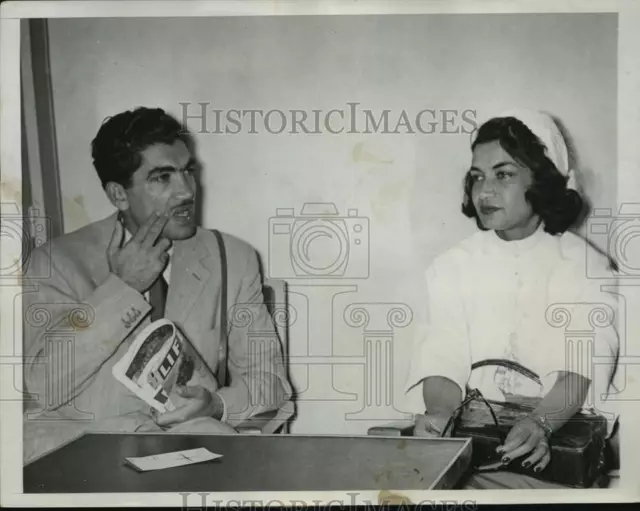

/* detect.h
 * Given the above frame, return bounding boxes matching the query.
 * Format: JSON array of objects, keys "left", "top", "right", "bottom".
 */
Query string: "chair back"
[
  {"left": 262, "top": 278, "right": 293, "bottom": 433},
  {"left": 263, "top": 279, "right": 288, "bottom": 353}
]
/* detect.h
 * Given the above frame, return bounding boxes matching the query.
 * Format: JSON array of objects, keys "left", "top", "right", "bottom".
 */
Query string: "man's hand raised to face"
[{"left": 107, "top": 211, "right": 172, "bottom": 293}]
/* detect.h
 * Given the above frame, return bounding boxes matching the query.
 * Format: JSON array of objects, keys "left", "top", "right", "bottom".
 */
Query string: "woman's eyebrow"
[{"left": 492, "top": 161, "right": 518, "bottom": 170}]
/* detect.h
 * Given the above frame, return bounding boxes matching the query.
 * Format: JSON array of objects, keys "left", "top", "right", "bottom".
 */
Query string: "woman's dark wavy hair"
[
  {"left": 461, "top": 116, "right": 583, "bottom": 235},
  {"left": 91, "top": 107, "right": 193, "bottom": 189}
]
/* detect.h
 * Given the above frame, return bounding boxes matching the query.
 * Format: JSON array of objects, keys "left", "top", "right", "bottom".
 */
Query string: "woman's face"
[{"left": 469, "top": 140, "right": 540, "bottom": 240}]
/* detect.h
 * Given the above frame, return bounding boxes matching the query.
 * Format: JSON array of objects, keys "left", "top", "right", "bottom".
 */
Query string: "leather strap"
[
  {"left": 471, "top": 358, "right": 542, "bottom": 386},
  {"left": 441, "top": 359, "right": 544, "bottom": 439},
  {"left": 212, "top": 229, "right": 228, "bottom": 387}
]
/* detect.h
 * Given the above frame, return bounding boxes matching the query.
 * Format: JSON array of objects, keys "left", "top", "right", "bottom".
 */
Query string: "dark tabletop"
[{"left": 23, "top": 433, "right": 472, "bottom": 493}]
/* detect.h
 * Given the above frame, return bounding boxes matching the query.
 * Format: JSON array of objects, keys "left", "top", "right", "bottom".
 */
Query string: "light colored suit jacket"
[{"left": 22, "top": 212, "right": 293, "bottom": 460}]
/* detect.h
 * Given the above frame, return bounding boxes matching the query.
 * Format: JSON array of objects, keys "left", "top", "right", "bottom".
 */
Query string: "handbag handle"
[
  {"left": 471, "top": 358, "right": 542, "bottom": 386},
  {"left": 212, "top": 229, "right": 229, "bottom": 387},
  {"left": 439, "top": 358, "right": 543, "bottom": 440},
  {"left": 440, "top": 388, "right": 505, "bottom": 441}
]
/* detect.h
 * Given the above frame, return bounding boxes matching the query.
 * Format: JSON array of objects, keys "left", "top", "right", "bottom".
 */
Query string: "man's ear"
[{"left": 105, "top": 182, "right": 129, "bottom": 211}]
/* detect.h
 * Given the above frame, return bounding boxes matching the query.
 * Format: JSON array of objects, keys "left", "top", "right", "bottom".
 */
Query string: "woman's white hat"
[{"left": 472, "top": 109, "right": 577, "bottom": 190}]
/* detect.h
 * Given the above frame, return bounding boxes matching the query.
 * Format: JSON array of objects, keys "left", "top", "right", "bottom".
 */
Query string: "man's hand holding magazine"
[
  {"left": 112, "top": 319, "right": 229, "bottom": 430},
  {"left": 152, "top": 384, "right": 225, "bottom": 426}
]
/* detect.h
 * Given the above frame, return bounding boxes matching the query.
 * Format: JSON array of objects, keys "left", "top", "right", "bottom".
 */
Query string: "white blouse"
[{"left": 405, "top": 224, "right": 621, "bottom": 434}]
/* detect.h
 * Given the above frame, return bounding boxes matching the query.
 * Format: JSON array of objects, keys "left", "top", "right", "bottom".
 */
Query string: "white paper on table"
[{"left": 124, "top": 447, "right": 223, "bottom": 472}]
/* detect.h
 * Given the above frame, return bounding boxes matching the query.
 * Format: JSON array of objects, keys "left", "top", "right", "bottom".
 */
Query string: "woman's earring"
[{"left": 565, "top": 169, "right": 578, "bottom": 191}]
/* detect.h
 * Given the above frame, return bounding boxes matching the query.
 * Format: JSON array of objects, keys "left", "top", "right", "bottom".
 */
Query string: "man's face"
[
  {"left": 122, "top": 140, "right": 198, "bottom": 240},
  {"left": 469, "top": 140, "right": 538, "bottom": 240}
]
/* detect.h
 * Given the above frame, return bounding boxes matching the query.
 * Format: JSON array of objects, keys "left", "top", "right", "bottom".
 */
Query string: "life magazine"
[{"left": 112, "top": 319, "right": 219, "bottom": 413}]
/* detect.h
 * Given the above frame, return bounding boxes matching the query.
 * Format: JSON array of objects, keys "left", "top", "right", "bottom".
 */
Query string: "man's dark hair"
[
  {"left": 91, "top": 107, "right": 192, "bottom": 188},
  {"left": 461, "top": 116, "right": 583, "bottom": 235}
]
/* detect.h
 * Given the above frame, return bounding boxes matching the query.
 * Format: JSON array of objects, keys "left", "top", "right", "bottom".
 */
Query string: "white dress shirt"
[{"left": 405, "top": 224, "right": 621, "bottom": 435}]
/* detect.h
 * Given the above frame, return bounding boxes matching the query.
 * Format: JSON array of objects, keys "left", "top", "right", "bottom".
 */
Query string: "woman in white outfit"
[{"left": 405, "top": 110, "right": 621, "bottom": 489}]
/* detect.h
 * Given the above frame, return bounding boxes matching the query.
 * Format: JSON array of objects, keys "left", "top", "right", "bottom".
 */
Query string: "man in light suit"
[{"left": 22, "top": 107, "right": 293, "bottom": 462}]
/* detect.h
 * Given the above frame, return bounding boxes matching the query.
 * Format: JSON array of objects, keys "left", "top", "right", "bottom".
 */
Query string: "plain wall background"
[{"left": 47, "top": 13, "right": 617, "bottom": 434}]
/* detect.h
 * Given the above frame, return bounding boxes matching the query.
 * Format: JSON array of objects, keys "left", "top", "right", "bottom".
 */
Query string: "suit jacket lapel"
[
  {"left": 84, "top": 214, "right": 218, "bottom": 328},
  {"left": 166, "top": 231, "right": 217, "bottom": 327}
]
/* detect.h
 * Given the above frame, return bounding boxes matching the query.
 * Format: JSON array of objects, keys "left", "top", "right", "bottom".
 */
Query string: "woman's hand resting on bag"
[
  {"left": 498, "top": 416, "right": 551, "bottom": 472},
  {"left": 414, "top": 413, "right": 451, "bottom": 438}
]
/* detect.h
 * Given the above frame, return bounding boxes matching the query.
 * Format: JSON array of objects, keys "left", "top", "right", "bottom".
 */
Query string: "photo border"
[{"left": 2, "top": 0, "right": 639, "bottom": 506}]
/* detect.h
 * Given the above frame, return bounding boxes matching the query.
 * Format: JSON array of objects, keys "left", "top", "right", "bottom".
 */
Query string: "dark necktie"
[{"left": 149, "top": 275, "right": 168, "bottom": 321}]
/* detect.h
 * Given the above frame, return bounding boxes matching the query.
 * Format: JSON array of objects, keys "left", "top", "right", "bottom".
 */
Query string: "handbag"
[
  {"left": 212, "top": 229, "right": 229, "bottom": 387},
  {"left": 439, "top": 359, "right": 609, "bottom": 488}
]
